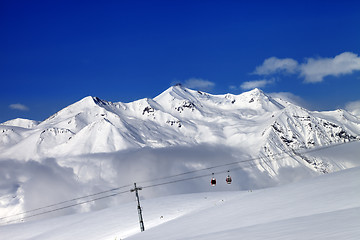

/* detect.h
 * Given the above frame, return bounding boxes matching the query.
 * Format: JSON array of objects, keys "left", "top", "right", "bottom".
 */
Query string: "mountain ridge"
[{"left": 1, "top": 86, "right": 359, "bottom": 164}]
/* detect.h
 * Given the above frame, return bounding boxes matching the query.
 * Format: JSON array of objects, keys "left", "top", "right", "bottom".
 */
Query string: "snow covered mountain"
[
  {"left": 1, "top": 85, "right": 359, "bottom": 169},
  {"left": 1, "top": 85, "right": 360, "bottom": 224}
]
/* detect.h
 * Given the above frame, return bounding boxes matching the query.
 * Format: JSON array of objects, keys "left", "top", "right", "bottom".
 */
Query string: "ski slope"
[{"left": 1, "top": 166, "right": 359, "bottom": 240}]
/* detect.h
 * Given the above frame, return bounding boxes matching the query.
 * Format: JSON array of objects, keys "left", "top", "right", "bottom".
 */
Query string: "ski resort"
[
  {"left": 1, "top": 86, "right": 360, "bottom": 239},
  {"left": 2, "top": 1, "right": 360, "bottom": 239}
]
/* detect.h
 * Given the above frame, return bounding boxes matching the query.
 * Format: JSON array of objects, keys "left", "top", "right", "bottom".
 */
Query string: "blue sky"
[{"left": 1, "top": 0, "right": 360, "bottom": 122}]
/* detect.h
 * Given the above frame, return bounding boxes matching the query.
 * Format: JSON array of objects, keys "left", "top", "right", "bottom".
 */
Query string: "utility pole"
[{"left": 130, "top": 182, "right": 145, "bottom": 232}]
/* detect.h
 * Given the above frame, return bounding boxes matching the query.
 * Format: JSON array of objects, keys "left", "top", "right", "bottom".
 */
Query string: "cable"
[
  {"left": 2, "top": 140, "right": 357, "bottom": 224},
  {"left": 4, "top": 189, "right": 130, "bottom": 225},
  {"left": 0, "top": 184, "right": 133, "bottom": 221},
  {"left": 2, "top": 140, "right": 355, "bottom": 222},
  {"left": 139, "top": 140, "right": 358, "bottom": 190},
  {"left": 137, "top": 140, "right": 354, "bottom": 185},
  {"left": 142, "top": 173, "right": 213, "bottom": 189},
  {"left": 141, "top": 167, "right": 238, "bottom": 190}
]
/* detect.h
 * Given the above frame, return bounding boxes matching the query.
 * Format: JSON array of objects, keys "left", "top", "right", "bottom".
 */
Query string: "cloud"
[
  {"left": 345, "top": 100, "right": 360, "bottom": 117},
  {"left": 240, "top": 79, "right": 275, "bottom": 90},
  {"left": 229, "top": 85, "right": 238, "bottom": 91},
  {"left": 9, "top": 103, "right": 29, "bottom": 111},
  {"left": 0, "top": 158, "right": 83, "bottom": 221},
  {"left": 253, "top": 52, "right": 360, "bottom": 83},
  {"left": 300, "top": 52, "right": 360, "bottom": 83},
  {"left": 253, "top": 57, "right": 299, "bottom": 75},
  {"left": 183, "top": 78, "right": 215, "bottom": 91}
]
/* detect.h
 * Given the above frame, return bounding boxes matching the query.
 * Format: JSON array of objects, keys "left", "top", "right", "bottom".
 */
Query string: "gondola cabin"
[
  {"left": 210, "top": 173, "right": 216, "bottom": 186},
  {"left": 211, "top": 177, "right": 216, "bottom": 186},
  {"left": 226, "top": 175, "right": 232, "bottom": 184}
]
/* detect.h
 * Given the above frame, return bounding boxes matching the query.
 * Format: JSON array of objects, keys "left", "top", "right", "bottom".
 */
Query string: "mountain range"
[
  {"left": 1, "top": 85, "right": 359, "bottom": 171},
  {"left": 1, "top": 85, "right": 360, "bottom": 223}
]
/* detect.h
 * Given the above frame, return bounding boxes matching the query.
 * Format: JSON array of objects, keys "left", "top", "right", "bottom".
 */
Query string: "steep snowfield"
[{"left": 1, "top": 166, "right": 359, "bottom": 240}]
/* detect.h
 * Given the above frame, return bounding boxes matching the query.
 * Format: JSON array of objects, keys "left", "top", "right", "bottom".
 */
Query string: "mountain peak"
[
  {"left": 154, "top": 85, "right": 195, "bottom": 102},
  {"left": 250, "top": 87, "right": 262, "bottom": 92},
  {"left": 244, "top": 88, "right": 266, "bottom": 96},
  {"left": 1, "top": 118, "right": 40, "bottom": 128},
  {"left": 70, "top": 96, "right": 114, "bottom": 110},
  {"left": 80, "top": 96, "right": 103, "bottom": 105},
  {"left": 233, "top": 88, "right": 285, "bottom": 112}
]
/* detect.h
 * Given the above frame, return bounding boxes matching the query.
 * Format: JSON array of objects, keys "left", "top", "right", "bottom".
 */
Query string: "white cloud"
[
  {"left": 9, "top": 103, "right": 29, "bottom": 111},
  {"left": 253, "top": 52, "right": 360, "bottom": 83},
  {"left": 345, "top": 100, "right": 360, "bottom": 117},
  {"left": 253, "top": 57, "right": 299, "bottom": 75},
  {"left": 0, "top": 159, "right": 82, "bottom": 220},
  {"left": 300, "top": 52, "right": 360, "bottom": 83},
  {"left": 240, "top": 79, "right": 274, "bottom": 90},
  {"left": 183, "top": 78, "right": 215, "bottom": 91}
]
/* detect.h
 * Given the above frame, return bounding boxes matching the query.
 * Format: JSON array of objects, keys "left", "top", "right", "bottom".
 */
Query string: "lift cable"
[
  {"left": 139, "top": 140, "right": 359, "bottom": 190},
  {"left": 4, "top": 171, "right": 231, "bottom": 224},
  {"left": 0, "top": 184, "right": 133, "bottom": 221},
  {"left": 4, "top": 189, "right": 130, "bottom": 225},
  {"left": 1, "top": 140, "right": 357, "bottom": 224},
  {"left": 137, "top": 140, "right": 354, "bottom": 185}
]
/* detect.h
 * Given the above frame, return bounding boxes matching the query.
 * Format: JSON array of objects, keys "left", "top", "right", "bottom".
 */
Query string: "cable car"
[
  {"left": 226, "top": 175, "right": 232, "bottom": 184},
  {"left": 210, "top": 173, "right": 216, "bottom": 186},
  {"left": 225, "top": 171, "right": 232, "bottom": 184}
]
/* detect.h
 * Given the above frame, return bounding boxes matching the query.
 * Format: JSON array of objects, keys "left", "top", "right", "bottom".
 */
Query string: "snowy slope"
[
  {"left": 129, "top": 166, "right": 360, "bottom": 240},
  {"left": 1, "top": 166, "right": 359, "bottom": 240}
]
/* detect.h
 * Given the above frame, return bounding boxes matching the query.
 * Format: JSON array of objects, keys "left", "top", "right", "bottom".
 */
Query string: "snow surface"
[{"left": 1, "top": 166, "right": 359, "bottom": 240}]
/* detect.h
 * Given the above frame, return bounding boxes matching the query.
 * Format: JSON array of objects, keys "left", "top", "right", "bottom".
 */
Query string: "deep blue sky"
[{"left": 1, "top": 0, "right": 360, "bottom": 122}]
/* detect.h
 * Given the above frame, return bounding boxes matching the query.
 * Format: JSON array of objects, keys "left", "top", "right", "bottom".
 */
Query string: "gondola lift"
[
  {"left": 225, "top": 171, "right": 232, "bottom": 184},
  {"left": 210, "top": 173, "right": 216, "bottom": 186}
]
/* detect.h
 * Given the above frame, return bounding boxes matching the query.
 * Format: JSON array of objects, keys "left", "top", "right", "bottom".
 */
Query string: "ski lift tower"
[{"left": 130, "top": 183, "right": 145, "bottom": 232}]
